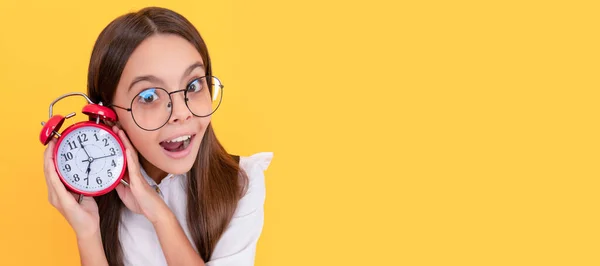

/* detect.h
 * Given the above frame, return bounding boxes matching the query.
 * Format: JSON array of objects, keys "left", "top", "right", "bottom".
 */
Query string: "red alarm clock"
[{"left": 40, "top": 92, "right": 127, "bottom": 198}]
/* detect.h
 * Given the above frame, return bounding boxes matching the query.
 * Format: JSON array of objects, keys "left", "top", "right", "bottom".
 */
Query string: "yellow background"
[{"left": 0, "top": 0, "right": 599, "bottom": 265}]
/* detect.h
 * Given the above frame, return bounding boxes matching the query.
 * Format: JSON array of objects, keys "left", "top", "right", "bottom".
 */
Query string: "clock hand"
[
  {"left": 81, "top": 153, "right": 117, "bottom": 162},
  {"left": 93, "top": 154, "right": 117, "bottom": 160},
  {"left": 86, "top": 162, "right": 91, "bottom": 179},
  {"left": 79, "top": 139, "right": 91, "bottom": 159}
]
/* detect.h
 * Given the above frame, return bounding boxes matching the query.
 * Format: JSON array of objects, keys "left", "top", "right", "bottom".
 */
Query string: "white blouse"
[{"left": 118, "top": 152, "right": 273, "bottom": 266}]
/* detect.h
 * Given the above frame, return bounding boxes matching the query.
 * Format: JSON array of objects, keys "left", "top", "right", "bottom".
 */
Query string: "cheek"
[
  {"left": 195, "top": 117, "right": 211, "bottom": 140},
  {"left": 198, "top": 116, "right": 211, "bottom": 130},
  {"left": 196, "top": 117, "right": 211, "bottom": 144},
  {"left": 117, "top": 115, "right": 159, "bottom": 150}
]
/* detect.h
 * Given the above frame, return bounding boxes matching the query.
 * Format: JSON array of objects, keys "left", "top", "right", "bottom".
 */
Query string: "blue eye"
[
  {"left": 137, "top": 88, "right": 160, "bottom": 104},
  {"left": 187, "top": 79, "right": 203, "bottom": 93}
]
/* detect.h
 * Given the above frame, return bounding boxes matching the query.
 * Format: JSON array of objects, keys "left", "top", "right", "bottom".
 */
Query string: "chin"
[{"left": 157, "top": 160, "right": 196, "bottom": 175}]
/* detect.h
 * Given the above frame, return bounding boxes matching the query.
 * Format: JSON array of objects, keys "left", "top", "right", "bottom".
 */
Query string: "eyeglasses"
[{"left": 110, "top": 75, "right": 223, "bottom": 131}]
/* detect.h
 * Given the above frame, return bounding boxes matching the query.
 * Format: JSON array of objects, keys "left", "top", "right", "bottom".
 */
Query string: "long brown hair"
[{"left": 87, "top": 7, "right": 248, "bottom": 265}]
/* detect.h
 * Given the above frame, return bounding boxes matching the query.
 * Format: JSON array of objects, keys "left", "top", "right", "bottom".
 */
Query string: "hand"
[
  {"left": 112, "top": 126, "right": 171, "bottom": 224},
  {"left": 43, "top": 139, "right": 100, "bottom": 239}
]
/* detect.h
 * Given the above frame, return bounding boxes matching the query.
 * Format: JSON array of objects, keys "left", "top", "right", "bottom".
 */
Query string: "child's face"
[{"left": 112, "top": 34, "right": 210, "bottom": 175}]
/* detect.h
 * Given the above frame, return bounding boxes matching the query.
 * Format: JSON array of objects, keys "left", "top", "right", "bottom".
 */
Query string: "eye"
[
  {"left": 187, "top": 78, "right": 203, "bottom": 93},
  {"left": 136, "top": 88, "right": 160, "bottom": 104}
]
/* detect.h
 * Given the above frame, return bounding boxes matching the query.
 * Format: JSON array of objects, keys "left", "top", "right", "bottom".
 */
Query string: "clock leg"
[{"left": 120, "top": 179, "right": 130, "bottom": 187}]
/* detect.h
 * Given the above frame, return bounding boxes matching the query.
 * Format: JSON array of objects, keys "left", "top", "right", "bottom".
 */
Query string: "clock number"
[
  {"left": 77, "top": 133, "right": 88, "bottom": 143},
  {"left": 73, "top": 174, "right": 80, "bottom": 182},
  {"left": 110, "top": 148, "right": 116, "bottom": 155},
  {"left": 107, "top": 169, "right": 113, "bottom": 178},
  {"left": 96, "top": 177, "right": 103, "bottom": 185},
  {"left": 111, "top": 160, "right": 116, "bottom": 167},
  {"left": 61, "top": 152, "right": 73, "bottom": 161},
  {"left": 65, "top": 164, "right": 71, "bottom": 172},
  {"left": 103, "top": 138, "right": 109, "bottom": 147},
  {"left": 94, "top": 133, "right": 99, "bottom": 141},
  {"left": 84, "top": 177, "right": 89, "bottom": 186},
  {"left": 68, "top": 141, "right": 77, "bottom": 150}
]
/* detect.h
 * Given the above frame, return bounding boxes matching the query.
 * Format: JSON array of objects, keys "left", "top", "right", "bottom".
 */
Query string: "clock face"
[{"left": 55, "top": 124, "right": 125, "bottom": 194}]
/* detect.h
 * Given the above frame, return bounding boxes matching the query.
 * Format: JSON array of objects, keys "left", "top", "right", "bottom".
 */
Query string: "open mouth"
[{"left": 159, "top": 134, "right": 196, "bottom": 152}]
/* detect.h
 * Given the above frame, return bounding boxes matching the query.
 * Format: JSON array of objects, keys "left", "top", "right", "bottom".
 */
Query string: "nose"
[{"left": 168, "top": 92, "right": 193, "bottom": 124}]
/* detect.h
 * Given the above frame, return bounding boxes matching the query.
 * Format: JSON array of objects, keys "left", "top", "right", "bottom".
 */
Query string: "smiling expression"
[{"left": 111, "top": 33, "right": 212, "bottom": 179}]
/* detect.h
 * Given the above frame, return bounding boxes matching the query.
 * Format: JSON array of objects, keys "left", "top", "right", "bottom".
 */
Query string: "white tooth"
[{"left": 167, "top": 135, "right": 191, "bottom": 143}]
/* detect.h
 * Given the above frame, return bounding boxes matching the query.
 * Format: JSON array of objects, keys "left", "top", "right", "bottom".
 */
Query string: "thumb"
[{"left": 45, "top": 140, "right": 76, "bottom": 202}]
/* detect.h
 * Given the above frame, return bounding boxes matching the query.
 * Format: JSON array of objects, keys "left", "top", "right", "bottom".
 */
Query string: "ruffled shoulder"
[
  {"left": 205, "top": 152, "right": 273, "bottom": 264},
  {"left": 233, "top": 152, "right": 274, "bottom": 218}
]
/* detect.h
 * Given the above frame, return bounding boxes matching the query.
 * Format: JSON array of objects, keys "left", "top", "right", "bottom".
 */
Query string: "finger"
[
  {"left": 47, "top": 164, "right": 76, "bottom": 207},
  {"left": 115, "top": 183, "right": 129, "bottom": 200},
  {"left": 117, "top": 129, "right": 138, "bottom": 160},
  {"left": 43, "top": 138, "right": 56, "bottom": 161},
  {"left": 44, "top": 141, "right": 79, "bottom": 202},
  {"left": 43, "top": 139, "right": 78, "bottom": 208},
  {"left": 125, "top": 149, "right": 142, "bottom": 187},
  {"left": 43, "top": 141, "right": 57, "bottom": 205},
  {"left": 50, "top": 171, "right": 77, "bottom": 204},
  {"left": 111, "top": 122, "right": 122, "bottom": 131},
  {"left": 46, "top": 184, "right": 58, "bottom": 207},
  {"left": 43, "top": 139, "right": 57, "bottom": 188},
  {"left": 104, "top": 120, "right": 117, "bottom": 128},
  {"left": 115, "top": 183, "right": 138, "bottom": 213},
  {"left": 117, "top": 129, "right": 149, "bottom": 191},
  {"left": 117, "top": 128, "right": 140, "bottom": 166},
  {"left": 119, "top": 129, "right": 143, "bottom": 182},
  {"left": 68, "top": 191, "right": 83, "bottom": 203},
  {"left": 43, "top": 140, "right": 62, "bottom": 190},
  {"left": 115, "top": 127, "right": 130, "bottom": 149}
]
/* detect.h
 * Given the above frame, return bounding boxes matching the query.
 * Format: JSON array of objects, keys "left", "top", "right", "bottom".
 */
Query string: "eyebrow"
[{"left": 128, "top": 62, "right": 205, "bottom": 91}]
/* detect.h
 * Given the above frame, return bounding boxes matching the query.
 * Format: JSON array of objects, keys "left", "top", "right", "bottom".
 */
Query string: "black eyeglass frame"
[{"left": 109, "top": 75, "right": 224, "bottom": 131}]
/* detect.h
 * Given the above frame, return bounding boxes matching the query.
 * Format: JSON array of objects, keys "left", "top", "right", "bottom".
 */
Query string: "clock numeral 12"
[{"left": 77, "top": 134, "right": 88, "bottom": 143}]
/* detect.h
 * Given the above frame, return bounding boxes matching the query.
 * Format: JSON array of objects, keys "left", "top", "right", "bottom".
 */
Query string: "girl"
[{"left": 41, "top": 6, "right": 273, "bottom": 266}]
